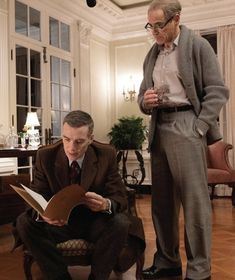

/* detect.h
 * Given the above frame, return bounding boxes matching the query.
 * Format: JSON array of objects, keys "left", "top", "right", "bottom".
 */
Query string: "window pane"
[
  {"left": 61, "top": 60, "right": 71, "bottom": 86},
  {"left": 16, "top": 76, "right": 28, "bottom": 105},
  {"left": 15, "top": 0, "right": 27, "bottom": 36},
  {"left": 30, "top": 50, "right": 41, "bottom": 78},
  {"left": 61, "top": 111, "right": 68, "bottom": 123},
  {"left": 51, "top": 83, "right": 60, "bottom": 110},
  {"left": 51, "top": 110, "right": 60, "bottom": 137},
  {"left": 16, "top": 45, "right": 27, "bottom": 75},
  {"left": 50, "top": 56, "right": 60, "bottom": 83},
  {"left": 49, "top": 17, "right": 59, "bottom": 48},
  {"left": 31, "top": 79, "right": 41, "bottom": 107},
  {"left": 17, "top": 106, "right": 28, "bottom": 132},
  {"left": 29, "top": 7, "right": 41, "bottom": 41},
  {"left": 61, "top": 22, "right": 70, "bottom": 51},
  {"left": 61, "top": 86, "right": 71, "bottom": 111}
]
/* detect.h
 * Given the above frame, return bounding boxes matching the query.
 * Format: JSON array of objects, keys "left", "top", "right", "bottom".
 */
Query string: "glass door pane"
[
  {"left": 15, "top": 0, "right": 41, "bottom": 41},
  {"left": 15, "top": 45, "right": 42, "bottom": 136},
  {"left": 50, "top": 56, "right": 71, "bottom": 142}
]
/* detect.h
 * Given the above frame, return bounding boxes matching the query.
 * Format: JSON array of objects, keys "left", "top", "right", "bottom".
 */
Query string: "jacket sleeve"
[
  {"left": 101, "top": 146, "right": 128, "bottom": 214},
  {"left": 193, "top": 37, "right": 229, "bottom": 136}
]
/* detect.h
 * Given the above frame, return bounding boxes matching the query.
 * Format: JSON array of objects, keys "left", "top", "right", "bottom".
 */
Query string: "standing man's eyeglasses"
[{"left": 145, "top": 14, "right": 176, "bottom": 32}]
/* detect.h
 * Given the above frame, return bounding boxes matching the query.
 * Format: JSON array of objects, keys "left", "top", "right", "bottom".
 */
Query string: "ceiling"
[
  {"left": 62, "top": 0, "right": 235, "bottom": 40},
  {"left": 110, "top": 0, "right": 151, "bottom": 9},
  {"left": 108, "top": 0, "right": 225, "bottom": 10}
]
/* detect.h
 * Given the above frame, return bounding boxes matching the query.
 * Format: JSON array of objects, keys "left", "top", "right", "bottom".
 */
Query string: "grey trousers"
[{"left": 151, "top": 109, "right": 211, "bottom": 279}]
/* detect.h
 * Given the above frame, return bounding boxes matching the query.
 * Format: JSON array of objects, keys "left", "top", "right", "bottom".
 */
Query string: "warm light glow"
[{"left": 122, "top": 75, "right": 136, "bottom": 102}]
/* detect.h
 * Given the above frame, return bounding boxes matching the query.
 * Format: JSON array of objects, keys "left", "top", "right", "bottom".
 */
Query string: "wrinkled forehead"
[{"left": 148, "top": 8, "right": 165, "bottom": 22}]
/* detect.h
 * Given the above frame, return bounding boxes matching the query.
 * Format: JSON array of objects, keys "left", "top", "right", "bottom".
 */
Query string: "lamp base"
[{"left": 27, "top": 129, "right": 40, "bottom": 147}]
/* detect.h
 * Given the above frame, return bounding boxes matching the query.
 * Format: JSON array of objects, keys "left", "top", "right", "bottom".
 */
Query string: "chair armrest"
[{"left": 207, "top": 141, "right": 234, "bottom": 172}]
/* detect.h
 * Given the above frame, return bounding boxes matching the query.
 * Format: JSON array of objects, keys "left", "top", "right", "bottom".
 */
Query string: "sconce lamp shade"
[{"left": 25, "top": 112, "right": 40, "bottom": 128}]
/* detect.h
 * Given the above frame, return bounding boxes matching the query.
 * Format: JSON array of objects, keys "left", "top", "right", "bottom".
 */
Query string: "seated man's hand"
[
  {"left": 84, "top": 191, "right": 109, "bottom": 212},
  {"left": 41, "top": 215, "right": 67, "bottom": 226}
]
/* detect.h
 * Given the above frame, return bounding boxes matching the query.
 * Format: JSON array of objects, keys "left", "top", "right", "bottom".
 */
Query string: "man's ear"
[
  {"left": 89, "top": 134, "right": 94, "bottom": 144},
  {"left": 174, "top": 13, "right": 180, "bottom": 24}
]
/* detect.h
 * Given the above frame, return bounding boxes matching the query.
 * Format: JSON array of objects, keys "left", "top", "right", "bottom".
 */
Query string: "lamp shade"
[{"left": 25, "top": 112, "right": 40, "bottom": 128}]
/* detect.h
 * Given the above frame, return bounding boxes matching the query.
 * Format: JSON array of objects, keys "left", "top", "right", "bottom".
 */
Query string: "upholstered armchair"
[{"left": 207, "top": 140, "right": 235, "bottom": 206}]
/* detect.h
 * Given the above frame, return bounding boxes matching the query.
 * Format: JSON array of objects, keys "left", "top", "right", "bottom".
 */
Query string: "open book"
[{"left": 10, "top": 184, "right": 86, "bottom": 222}]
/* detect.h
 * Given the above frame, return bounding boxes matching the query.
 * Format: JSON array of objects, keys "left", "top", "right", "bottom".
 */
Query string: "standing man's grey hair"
[
  {"left": 63, "top": 110, "right": 94, "bottom": 134},
  {"left": 148, "top": 0, "right": 182, "bottom": 19}
]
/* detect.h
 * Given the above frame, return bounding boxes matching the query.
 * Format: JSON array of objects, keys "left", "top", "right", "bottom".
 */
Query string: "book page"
[
  {"left": 10, "top": 185, "right": 44, "bottom": 215},
  {"left": 20, "top": 184, "right": 48, "bottom": 210},
  {"left": 10, "top": 183, "right": 86, "bottom": 222}
]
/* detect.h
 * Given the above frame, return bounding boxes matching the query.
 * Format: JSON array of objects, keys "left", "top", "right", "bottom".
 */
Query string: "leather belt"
[{"left": 158, "top": 105, "right": 193, "bottom": 113}]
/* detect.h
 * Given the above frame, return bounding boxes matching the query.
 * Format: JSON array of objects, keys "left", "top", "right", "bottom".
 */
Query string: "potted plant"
[
  {"left": 108, "top": 116, "right": 147, "bottom": 187},
  {"left": 108, "top": 116, "right": 146, "bottom": 150}
]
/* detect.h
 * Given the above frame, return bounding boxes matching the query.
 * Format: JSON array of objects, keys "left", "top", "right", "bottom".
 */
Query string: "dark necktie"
[{"left": 70, "top": 161, "right": 81, "bottom": 184}]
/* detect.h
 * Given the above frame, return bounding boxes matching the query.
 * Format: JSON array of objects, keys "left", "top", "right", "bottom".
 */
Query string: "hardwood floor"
[{"left": 0, "top": 195, "right": 235, "bottom": 279}]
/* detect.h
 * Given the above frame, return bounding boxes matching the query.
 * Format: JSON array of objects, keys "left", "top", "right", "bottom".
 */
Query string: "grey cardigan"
[{"left": 138, "top": 25, "right": 229, "bottom": 147}]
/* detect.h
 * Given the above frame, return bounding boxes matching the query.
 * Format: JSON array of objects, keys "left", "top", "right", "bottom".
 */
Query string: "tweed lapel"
[
  {"left": 80, "top": 145, "right": 98, "bottom": 191},
  {"left": 178, "top": 25, "right": 194, "bottom": 88},
  {"left": 54, "top": 145, "right": 70, "bottom": 188},
  {"left": 147, "top": 44, "right": 160, "bottom": 88}
]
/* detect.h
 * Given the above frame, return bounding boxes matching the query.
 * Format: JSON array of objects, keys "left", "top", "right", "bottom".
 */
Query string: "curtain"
[
  {"left": 217, "top": 25, "right": 235, "bottom": 166},
  {"left": 217, "top": 25, "right": 235, "bottom": 196}
]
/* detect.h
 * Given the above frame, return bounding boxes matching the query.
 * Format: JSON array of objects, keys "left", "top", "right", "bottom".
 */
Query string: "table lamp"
[{"left": 25, "top": 112, "right": 40, "bottom": 147}]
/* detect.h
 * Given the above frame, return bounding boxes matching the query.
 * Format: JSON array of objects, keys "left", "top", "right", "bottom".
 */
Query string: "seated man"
[{"left": 15, "top": 110, "right": 145, "bottom": 280}]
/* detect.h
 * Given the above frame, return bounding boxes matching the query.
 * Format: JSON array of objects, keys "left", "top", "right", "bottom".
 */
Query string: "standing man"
[
  {"left": 138, "top": 1, "right": 229, "bottom": 280},
  {"left": 16, "top": 110, "right": 145, "bottom": 280}
]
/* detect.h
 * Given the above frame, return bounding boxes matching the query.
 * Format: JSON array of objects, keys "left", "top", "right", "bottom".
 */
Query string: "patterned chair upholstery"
[{"left": 23, "top": 188, "right": 144, "bottom": 280}]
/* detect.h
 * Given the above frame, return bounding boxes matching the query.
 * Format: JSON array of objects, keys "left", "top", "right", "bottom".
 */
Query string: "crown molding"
[
  {"left": 181, "top": 0, "right": 235, "bottom": 30},
  {"left": 41, "top": 0, "right": 235, "bottom": 41}
]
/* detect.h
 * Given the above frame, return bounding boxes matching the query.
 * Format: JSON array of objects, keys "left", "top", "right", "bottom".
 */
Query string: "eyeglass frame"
[{"left": 144, "top": 14, "right": 176, "bottom": 32}]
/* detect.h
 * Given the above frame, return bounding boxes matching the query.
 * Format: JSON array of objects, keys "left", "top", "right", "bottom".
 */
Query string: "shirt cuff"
[{"left": 103, "top": 198, "right": 112, "bottom": 214}]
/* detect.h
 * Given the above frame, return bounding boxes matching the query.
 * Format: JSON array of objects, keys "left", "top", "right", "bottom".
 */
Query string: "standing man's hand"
[{"left": 143, "top": 88, "right": 159, "bottom": 109}]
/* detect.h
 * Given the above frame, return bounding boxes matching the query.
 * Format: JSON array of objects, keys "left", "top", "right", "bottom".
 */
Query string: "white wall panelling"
[
  {"left": 90, "top": 38, "right": 110, "bottom": 143},
  {"left": 113, "top": 39, "right": 150, "bottom": 124},
  {"left": 0, "top": 5, "right": 9, "bottom": 135}
]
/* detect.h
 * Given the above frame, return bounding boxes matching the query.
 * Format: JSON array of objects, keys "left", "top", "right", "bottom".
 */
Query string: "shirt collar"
[
  {"left": 69, "top": 155, "right": 84, "bottom": 168},
  {"left": 159, "top": 31, "right": 180, "bottom": 51}
]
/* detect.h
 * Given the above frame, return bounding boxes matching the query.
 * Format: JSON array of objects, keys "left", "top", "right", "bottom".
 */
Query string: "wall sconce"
[
  {"left": 25, "top": 112, "right": 40, "bottom": 147},
  {"left": 122, "top": 75, "right": 136, "bottom": 102}
]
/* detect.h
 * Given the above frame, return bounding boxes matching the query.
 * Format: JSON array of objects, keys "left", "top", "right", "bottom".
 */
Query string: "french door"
[{"left": 11, "top": 0, "right": 73, "bottom": 146}]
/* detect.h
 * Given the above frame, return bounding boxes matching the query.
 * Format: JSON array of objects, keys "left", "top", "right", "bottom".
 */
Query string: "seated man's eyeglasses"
[{"left": 145, "top": 14, "right": 176, "bottom": 32}]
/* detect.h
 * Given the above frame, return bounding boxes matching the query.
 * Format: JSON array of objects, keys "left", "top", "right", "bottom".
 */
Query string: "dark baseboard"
[
  {"left": 127, "top": 184, "right": 151, "bottom": 194},
  {"left": 128, "top": 185, "right": 232, "bottom": 198}
]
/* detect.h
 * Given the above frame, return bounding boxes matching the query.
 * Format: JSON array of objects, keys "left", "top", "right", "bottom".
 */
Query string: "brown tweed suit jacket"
[{"left": 25, "top": 140, "right": 145, "bottom": 251}]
